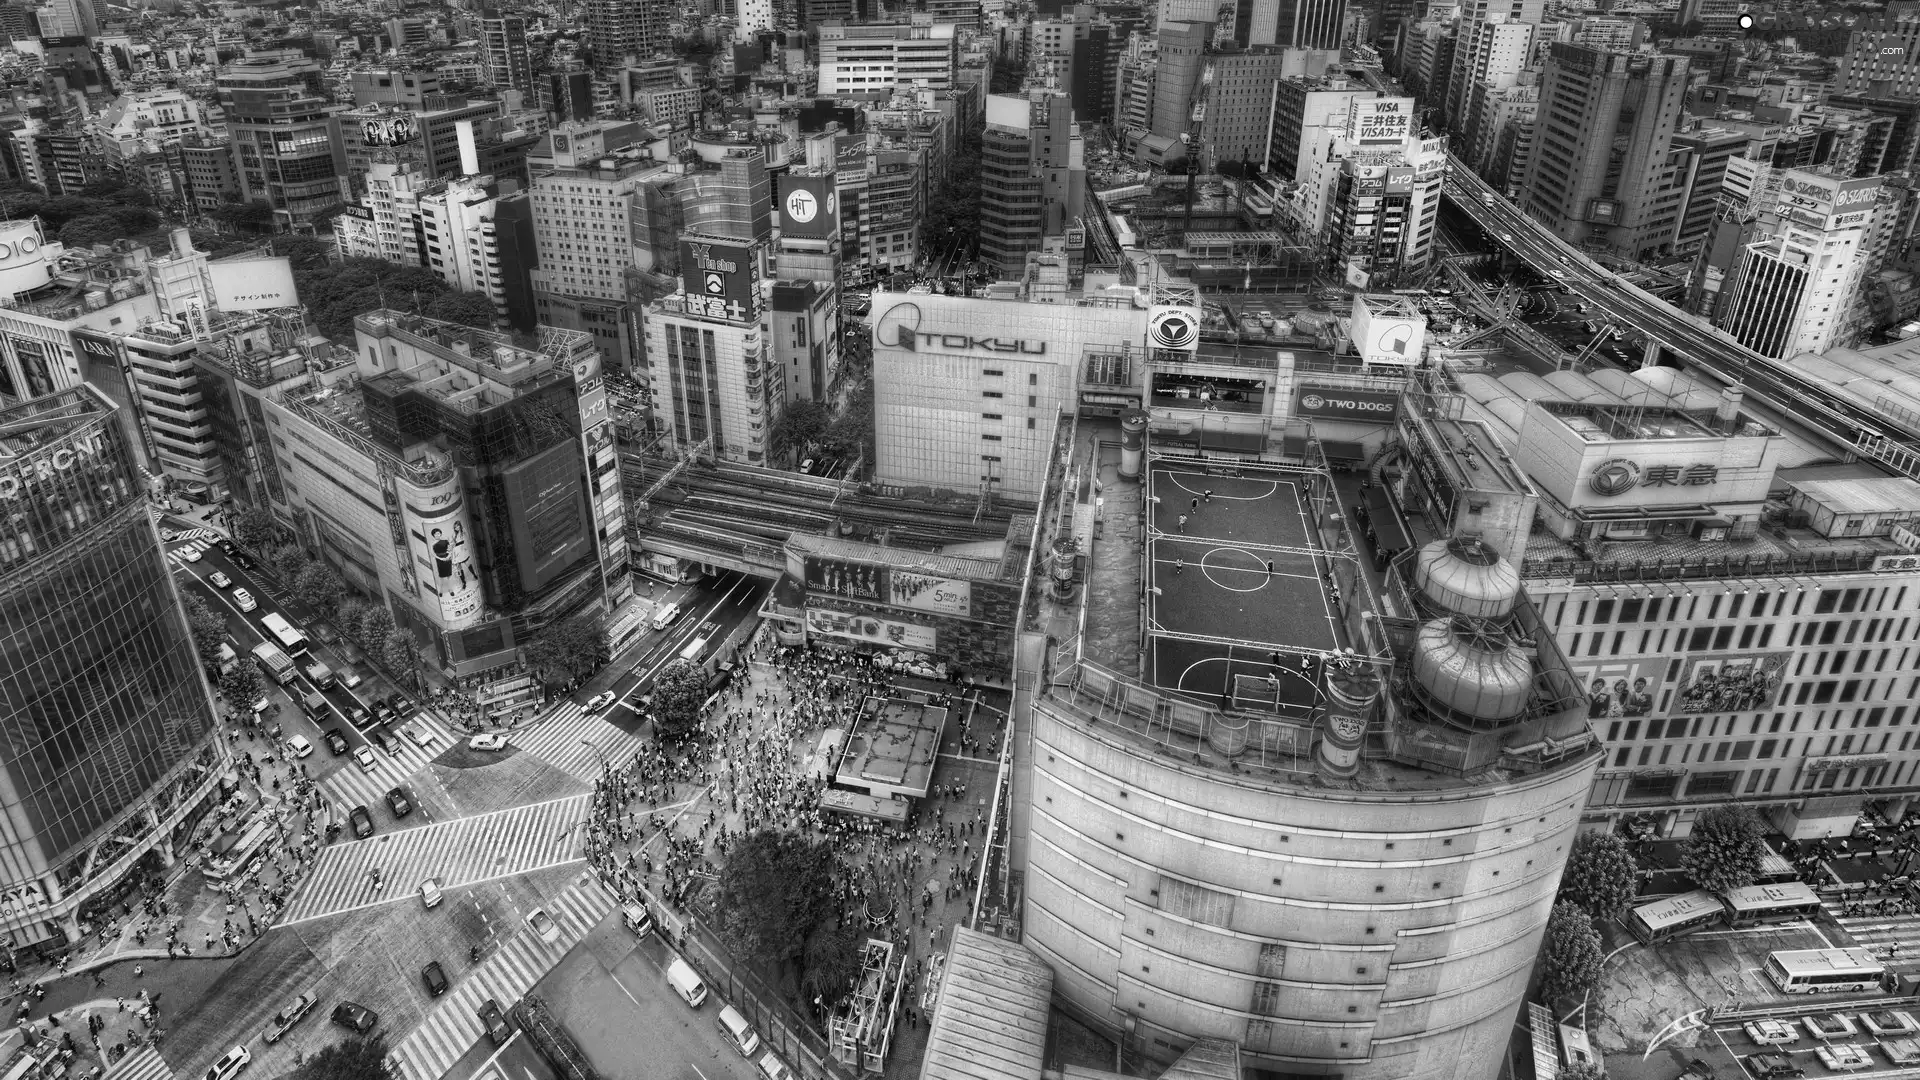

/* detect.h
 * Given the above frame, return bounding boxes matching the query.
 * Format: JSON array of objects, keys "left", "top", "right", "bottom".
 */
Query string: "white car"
[
  {"left": 399, "top": 722, "right": 435, "bottom": 748},
  {"left": 420, "top": 878, "right": 443, "bottom": 909},
  {"left": 206, "top": 1046, "right": 251, "bottom": 1080},
  {"left": 468, "top": 733, "right": 509, "bottom": 752},
  {"left": 209, "top": 571, "right": 232, "bottom": 588},
  {"left": 179, "top": 547, "right": 203, "bottom": 563},
  {"left": 585, "top": 691, "right": 616, "bottom": 714},
  {"left": 1817, "top": 1043, "right": 1873, "bottom": 1072},
  {"left": 1500, "top": 233, "right": 1512, "bottom": 242},
  {"left": 526, "top": 907, "right": 560, "bottom": 943},
  {"left": 1746, "top": 1019, "right": 1799, "bottom": 1046},
  {"left": 352, "top": 745, "right": 377, "bottom": 772},
  {"left": 286, "top": 734, "right": 314, "bottom": 759},
  {"left": 233, "top": 589, "right": 257, "bottom": 612},
  {"left": 1552, "top": 269, "right": 1567, "bottom": 278}
]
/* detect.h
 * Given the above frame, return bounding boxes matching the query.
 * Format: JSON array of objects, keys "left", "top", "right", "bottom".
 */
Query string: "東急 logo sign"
[
  {"left": 1589, "top": 458, "right": 1642, "bottom": 497},
  {"left": 1148, "top": 307, "right": 1199, "bottom": 350}
]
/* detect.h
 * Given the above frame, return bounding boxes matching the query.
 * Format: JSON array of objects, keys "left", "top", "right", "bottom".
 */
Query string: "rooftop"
[{"left": 916, "top": 928, "right": 1051, "bottom": 1080}]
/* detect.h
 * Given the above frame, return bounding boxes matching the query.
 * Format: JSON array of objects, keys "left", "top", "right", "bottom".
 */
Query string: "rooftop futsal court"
[{"left": 1145, "top": 456, "right": 1351, "bottom": 710}]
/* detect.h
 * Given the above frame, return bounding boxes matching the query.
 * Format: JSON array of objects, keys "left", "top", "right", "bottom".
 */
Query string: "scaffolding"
[{"left": 827, "top": 939, "right": 908, "bottom": 1074}]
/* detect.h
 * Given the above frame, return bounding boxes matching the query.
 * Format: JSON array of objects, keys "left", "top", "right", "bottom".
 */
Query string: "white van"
[
  {"left": 652, "top": 603, "right": 682, "bottom": 631},
  {"left": 667, "top": 957, "right": 707, "bottom": 1008},
  {"left": 717, "top": 1004, "right": 761, "bottom": 1057}
]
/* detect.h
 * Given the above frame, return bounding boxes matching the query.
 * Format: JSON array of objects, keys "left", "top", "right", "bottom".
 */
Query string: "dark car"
[
  {"left": 348, "top": 705, "right": 373, "bottom": 729},
  {"left": 1746, "top": 1053, "right": 1805, "bottom": 1079},
  {"left": 385, "top": 787, "right": 412, "bottom": 818},
  {"left": 386, "top": 691, "right": 414, "bottom": 717},
  {"left": 369, "top": 728, "right": 396, "bottom": 757},
  {"left": 478, "top": 1000, "right": 511, "bottom": 1045},
  {"left": 323, "top": 729, "right": 350, "bottom": 755},
  {"left": 422, "top": 961, "right": 449, "bottom": 997},
  {"left": 262, "top": 992, "right": 316, "bottom": 1043},
  {"left": 217, "top": 539, "right": 236, "bottom": 556},
  {"left": 231, "top": 552, "right": 254, "bottom": 571},
  {"left": 349, "top": 805, "right": 374, "bottom": 839},
  {"left": 331, "top": 1002, "right": 378, "bottom": 1033}
]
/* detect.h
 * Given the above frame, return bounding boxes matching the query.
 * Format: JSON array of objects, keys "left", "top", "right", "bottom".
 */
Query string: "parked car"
[
  {"left": 286, "top": 734, "right": 314, "bottom": 759},
  {"left": 478, "top": 1000, "right": 511, "bottom": 1045},
  {"left": 205, "top": 1046, "right": 250, "bottom": 1080},
  {"left": 422, "top": 961, "right": 450, "bottom": 997},
  {"left": 1746, "top": 1053, "right": 1805, "bottom": 1079},
  {"left": 385, "top": 787, "right": 412, "bottom": 817},
  {"left": 1746, "top": 1020, "right": 1799, "bottom": 1046},
  {"left": 323, "top": 729, "right": 350, "bottom": 755},
  {"left": 468, "top": 733, "right": 508, "bottom": 752},
  {"left": 262, "top": 993, "right": 316, "bottom": 1043},
  {"left": 349, "top": 805, "right": 374, "bottom": 839},
  {"left": 330, "top": 1002, "right": 378, "bottom": 1033}
]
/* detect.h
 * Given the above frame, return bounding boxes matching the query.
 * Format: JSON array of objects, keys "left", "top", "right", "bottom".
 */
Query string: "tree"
[
  {"left": 1557, "top": 1062, "right": 1604, "bottom": 1080},
  {"left": 1680, "top": 805, "right": 1767, "bottom": 894},
  {"left": 231, "top": 506, "right": 278, "bottom": 552},
  {"left": 181, "top": 592, "right": 226, "bottom": 669},
  {"left": 294, "top": 1033, "right": 389, "bottom": 1080},
  {"left": 220, "top": 662, "right": 265, "bottom": 710},
  {"left": 715, "top": 829, "right": 840, "bottom": 971},
  {"left": 522, "top": 617, "right": 609, "bottom": 688},
  {"left": 359, "top": 606, "right": 397, "bottom": 654},
  {"left": 651, "top": 658, "right": 709, "bottom": 738},
  {"left": 801, "top": 919, "right": 864, "bottom": 1004},
  {"left": 423, "top": 290, "right": 498, "bottom": 330},
  {"left": 274, "top": 547, "right": 309, "bottom": 585},
  {"left": 382, "top": 630, "right": 424, "bottom": 687},
  {"left": 771, "top": 398, "right": 831, "bottom": 462},
  {"left": 1538, "top": 902, "right": 1605, "bottom": 1005},
  {"left": 1559, "top": 833, "right": 1640, "bottom": 924},
  {"left": 293, "top": 560, "right": 346, "bottom": 614}
]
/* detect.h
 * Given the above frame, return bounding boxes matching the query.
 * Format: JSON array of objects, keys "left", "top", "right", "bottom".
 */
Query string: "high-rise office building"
[
  {"left": 1443, "top": 17, "right": 1534, "bottom": 134},
  {"left": 480, "top": 9, "right": 534, "bottom": 93},
  {"left": 1149, "top": 20, "right": 1208, "bottom": 141},
  {"left": 1198, "top": 47, "right": 1289, "bottom": 173},
  {"left": 815, "top": 18, "right": 957, "bottom": 97},
  {"left": 1233, "top": 0, "right": 1347, "bottom": 48},
  {"left": 1518, "top": 45, "right": 1689, "bottom": 259},
  {"left": 0, "top": 385, "right": 227, "bottom": 951},
  {"left": 587, "top": 0, "right": 670, "bottom": 70},
  {"left": 1836, "top": 17, "right": 1920, "bottom": 96},
  {"left": 979, "top": 90, "right": 1086, "bottom": 276},
  {"left": 640, "top": 235, "right": 779, "bottom": 465},
  {"left": 217, "top": 51, "right": 347, "bottom": 231},
  {"left": 1716, "top": 171, "right": 1883, "bottom": 358}
]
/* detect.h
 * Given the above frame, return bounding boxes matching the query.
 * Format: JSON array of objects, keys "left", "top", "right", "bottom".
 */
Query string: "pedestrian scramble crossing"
[
  {"left": 107, "top": 1046, "right": 172, "bottom": 1080},
  {"left": 314, "top": 713, "right": 457, "bottom": 809},
  {"left": 388, "top": 870, "right": 617, "bottom": 1080},
  {"left": 282, "top": 794, "right": 592, "bottom": 924},
  {"left": 510, "top": 699, "right": 641, "bottom": 783}
]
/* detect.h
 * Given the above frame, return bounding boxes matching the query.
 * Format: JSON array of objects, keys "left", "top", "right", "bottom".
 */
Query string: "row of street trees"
[
  {"left": 714, "top": 829, "right": 866, "bottom": 1004},
  {"left": 1539, "top": 806, "right": 1770, "bottom": 1011}
]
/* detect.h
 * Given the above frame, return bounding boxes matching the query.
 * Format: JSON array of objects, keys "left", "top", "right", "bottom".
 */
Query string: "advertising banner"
[
  {"left": 1293, "top": 386, "right": 1401, "bottom": 425},
  {"left": 678, "top": 236, "right": 759, "bottom": 323},
  {"left": 1347, "top": 97, "right": 1412, "bottom": 144},
  {"left": 805, "top": 556, "right": 885, "bottom": 602},
  {"left": 502, "top": 441, "right": 592, "bottom": 594},
  {"left": 1350, "top": 303, "right": 1426, "bottom": 366},
  {"left": 1570, "top": 658, "right": 1663, "bottom": 720},
  {"left": 1673, "top": 652, "right": 1788, "bottom": 715},
  {"left": 360, "top": 113, "right": 420, "bottom": 146},
  {"left": 888, "top": 570, "right": 970, "bottom": 617},
  {"left": 401, "top": 477, "right": 482, "bottom": 628},
  {"left": 778, "top": 173, "right": 838, "bottom": 240},
  {"left": 805, "top": 606, "right": 936, "bottom": 652}
]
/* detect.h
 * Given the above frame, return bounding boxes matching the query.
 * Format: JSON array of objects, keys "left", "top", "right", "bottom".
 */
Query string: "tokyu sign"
[{"left": 873, "top": 302, "right": 1046, "bottom": 355}]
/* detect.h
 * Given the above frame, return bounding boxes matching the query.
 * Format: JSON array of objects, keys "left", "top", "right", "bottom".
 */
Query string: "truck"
[
  {"left": 251, "top": 642, "right": 297, "bottom": 686},
  {"left": 301, "top": 691, "right": 330, "bottom": 721},
  {"left": 303, "top": 659, "right": 335, "bottom": 689},
  {"left": 216, "top": 642, "right": 238, "bottom": 676}
]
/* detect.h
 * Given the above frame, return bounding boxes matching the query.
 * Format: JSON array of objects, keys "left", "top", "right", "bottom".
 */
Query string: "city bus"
[
  {"left": 679, "top": 621, "right": 721, "bottom": 664},
  {"left": 260, "top": 612, "right": 310, "bottom": 657},
  {"left": 1764, "top": 949, "right": 1886, "bottom": 995},
  {"left": 1722, "top": 881, "right": 1822, "bottom": 929},
  {"left": 1627, "top": 890, "right": 1727, "bottom": 945},
  {"left": 250, "top": 642, "right": 297, "bottom": 686}
]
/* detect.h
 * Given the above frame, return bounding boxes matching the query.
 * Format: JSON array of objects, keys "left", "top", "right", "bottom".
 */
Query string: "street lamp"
[{"left": 580, "top": 737, "right": 609, "bottom": 774}]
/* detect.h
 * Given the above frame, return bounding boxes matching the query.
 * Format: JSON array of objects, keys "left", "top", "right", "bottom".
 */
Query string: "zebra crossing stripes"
[
  {"left": 1825, "top": 895, "right": 1920, "bottom": 957},
  {"left": 510, "top": 701, "right": 637, "bottom": 783},
  {"left": 315, "top": 714, "right": 457, "bottom": 808},
  {"left": 107, "top": 1047, "right": 172, "bottom": 1080},
  {"left": 388, "top": 872, "right": 617, "bottom": 1080},
  {"left": 281, "top": 794, "right": 592, "bottom": 925}
]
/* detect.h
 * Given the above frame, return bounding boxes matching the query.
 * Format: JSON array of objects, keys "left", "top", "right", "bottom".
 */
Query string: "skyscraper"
[
  {"left": 1836, "top": 17, "right": 1920, "bottom": 95},
  {"left": 0, "top": 385, "right": 226, "bottom": 949},
  {"left": 480, "top": 9, "right": 534, "bottom": 94},
  {"left": 1234, "top": 0, "right": 1347, "bottom": 48},
  {"left": 217, "top": 51, "right": 347, "bottom": 231},
  {"left": 587, "top": 0, "right": 669, "bottom": 70},
  {"left": 1715, "top": 172, "right": 1884, "bottom": 358},
  {"left": 1518, "top": 45, "right": 1689, "bottom": 259},
  {"left": 979, "top": 90, "right": 1086, "bottom": 275}
]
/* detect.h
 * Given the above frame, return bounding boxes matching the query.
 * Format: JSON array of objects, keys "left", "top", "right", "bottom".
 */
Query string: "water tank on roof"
[
  {"left": 1411, "top": 617, "right": 1533, "bottom": 723},
  {"left": 1414, "top": 537, "right": 1519, "bottom": 619}
]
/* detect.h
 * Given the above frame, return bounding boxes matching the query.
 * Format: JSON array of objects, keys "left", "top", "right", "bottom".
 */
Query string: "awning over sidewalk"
[{"left": 918, "top": 927, "right": 1052, "bottom": 1080}]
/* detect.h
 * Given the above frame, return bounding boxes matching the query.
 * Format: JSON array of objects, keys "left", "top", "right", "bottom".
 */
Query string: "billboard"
[
  {"left": 1349, "top": 301, "right": 1426, "bottom": 366},
  {"left": 888, "top": 570, "right": 970, "bottom": 617},
  {"left": 805, "top": 606, "right": 936, "bottom": 652},
  {"left": 806, "top": 555, "right": 885, "bottom": 602},
  {"left": 778, "top": 173, "right": 838, "bottom": 240},
  {"left": 1147, "top": 306, "right": 1200, "bottom": 353},
  {"left": 208, "top": 258, "right": 297, "bottom": 311},
  {"left": 1775, "top": 172, "right": 1881, "bottom": 229},
  {"left": 1569, "top": 658, "right": 1663, "bottom": 720},
  {"left": 679, "top": 236, "right": 759, "bottom": 323},
  {"left": 401, "top": 477, "right": 482, "bottom": 628},
  {"left": 1673, "top": 652, "right": 1788, "bottom": 715},
  {"left": 1347, "top": 97, "right": 1413, "bottom": 144},
  {"left": 360, "top": 113, "right": 420, "bottom": 146},
  {"left": 502, "top": 440, "right": 592, "bottom": 595},
  {"left": 1293, "top": 386, "right": 1401, "bottom": 425}
]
